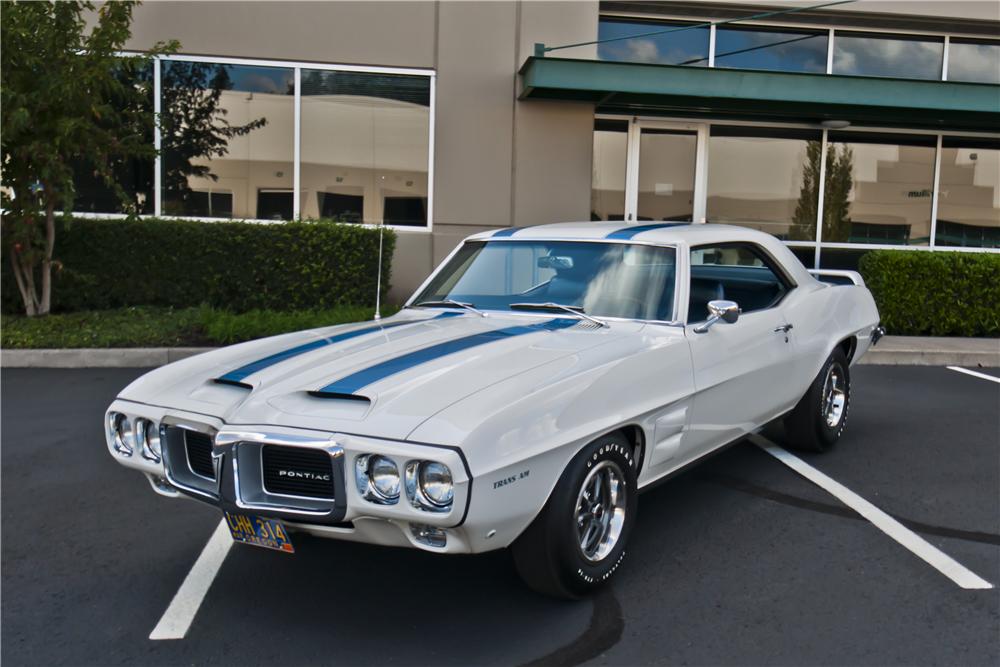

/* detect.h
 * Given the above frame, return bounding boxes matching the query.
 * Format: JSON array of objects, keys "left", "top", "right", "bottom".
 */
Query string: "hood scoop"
[
  {"left": 307, "top": 390, "right": 371, "bottom": 404},
  {"left": 213, "top": 378, "right": 253, "bottom": 390}
]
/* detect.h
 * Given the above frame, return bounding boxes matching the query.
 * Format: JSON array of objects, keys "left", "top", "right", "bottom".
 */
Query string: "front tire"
[
  {"left": 511, "top": 433, "right": 637, "bottom": 599},
  {"left": 785, "top": 348, "right": 851, "bottom": 452}
]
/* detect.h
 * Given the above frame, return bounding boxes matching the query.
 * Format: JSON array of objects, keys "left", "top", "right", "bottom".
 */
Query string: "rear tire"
[
  {"left": 785, "top": 348, "right": 851, "bottom": 453},
  {"left": 511, "top": 433, "right": 638, "bottom": 599}
]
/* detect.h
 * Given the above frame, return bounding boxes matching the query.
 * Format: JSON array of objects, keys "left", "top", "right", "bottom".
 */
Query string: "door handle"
[{"left": 773, "top": 324, "right": 793, "bottom": 333}]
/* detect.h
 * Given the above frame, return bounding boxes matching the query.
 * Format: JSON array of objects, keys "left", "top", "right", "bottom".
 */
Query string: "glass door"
[{"left": 621, "top": 120, "right": 708, "bottom": 223}]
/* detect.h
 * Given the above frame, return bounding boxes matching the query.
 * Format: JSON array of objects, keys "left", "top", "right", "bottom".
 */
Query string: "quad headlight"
[
  {"left": 108, "top": 412, "right": 135, "bottom": 457},
  {"left": 405, "top": 461, "right": 454, "bottom": 512},
  {"left": 137, "top": 418, "right": 161, "bottom": 462},
  {"left": 355, "top": 454, "right": 400, "bottom": 504}
]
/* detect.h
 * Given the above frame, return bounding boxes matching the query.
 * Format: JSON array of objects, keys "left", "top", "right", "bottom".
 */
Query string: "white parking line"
[
  {"left": 749, "top": 434, "right": 994, "bottom": 591},
  {"left": 947, "top": 366, "right": 1000, "bottom": 384},
  {"left": 149, "top": 520, "right": 233, "bottom": 640}
]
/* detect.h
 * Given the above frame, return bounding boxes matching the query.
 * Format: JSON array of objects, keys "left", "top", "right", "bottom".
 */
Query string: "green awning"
[{"left": 519, "top": 57, "right": 1000, "bottom": 132}]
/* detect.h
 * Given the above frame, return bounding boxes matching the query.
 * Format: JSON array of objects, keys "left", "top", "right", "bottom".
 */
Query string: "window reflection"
[
  {"left": 936, "top": 137, "right": 1000, "bottom": 248},
  {"left": 637, "top": 130, "right": 696, "bottom": 222},
  {"left": 591, "top": 119, "right": 628, "bottom": 221},
  {"left": 300, "top": 70, "right": 429, "bottom": 226},
  {"left": 160, "top": 61, "right": 293, "bottom": 219},
  {"left": 824, "top": 132, "right": 936, "bottom": 245},
  {"left": 597, "top": 18, "right": 710, "bottom": 66},
  {"left": 948, "top": 39, "right": 1000, "bottom": 84},
  {"left": 707, "top": 126, "right": 822, "bottom": 240},
  {"left": 715, "top": 26, "right": 827, "bottom": 73},
  {"left": 833, "top": 32, "right": 943, "bottom": 80},
  {"left": 73, "top": 59, "right": 154, "bottom": 214}
]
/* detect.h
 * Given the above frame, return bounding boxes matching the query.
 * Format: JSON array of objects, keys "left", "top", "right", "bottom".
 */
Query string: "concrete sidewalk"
[{"left": 2, "top": 336, "right": 997, "bottom": 369}]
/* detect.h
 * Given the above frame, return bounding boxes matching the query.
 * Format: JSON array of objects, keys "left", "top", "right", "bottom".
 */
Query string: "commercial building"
[{"left": 99, "top": 1, "right": 1000, "bottom": 300}]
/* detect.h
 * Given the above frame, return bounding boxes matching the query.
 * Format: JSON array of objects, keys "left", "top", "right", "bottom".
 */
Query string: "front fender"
[{"left": 415, "top": 326, "right": 693, "bottom": 551}]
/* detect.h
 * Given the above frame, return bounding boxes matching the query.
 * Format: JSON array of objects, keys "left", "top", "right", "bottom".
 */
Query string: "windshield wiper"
[
  {"left": 510, "top": 302, "right": 608, "bottom": 328},
  {"left": 413, "top": 299, "right": 487, "bottom": 317}
]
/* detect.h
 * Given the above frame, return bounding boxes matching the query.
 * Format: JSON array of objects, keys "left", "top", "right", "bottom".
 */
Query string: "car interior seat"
[{"left": 687, "top": 278, "right": 724, "bottom": 323}]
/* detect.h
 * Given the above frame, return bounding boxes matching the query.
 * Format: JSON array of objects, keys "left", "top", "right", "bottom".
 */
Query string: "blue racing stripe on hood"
[
  {"left": 314, "top": 318, "right": 577, "bottom": 395},
  {"left": 605, "top": 223, "right": 689, "bottom": 240},
  {"left": 216, "top": 311, "right": 462, "bottom": 384}
]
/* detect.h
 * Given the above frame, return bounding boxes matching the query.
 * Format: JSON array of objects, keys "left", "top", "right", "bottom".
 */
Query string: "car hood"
[{"left": 119, "top": 310, "right": 644, "bottom": 441}]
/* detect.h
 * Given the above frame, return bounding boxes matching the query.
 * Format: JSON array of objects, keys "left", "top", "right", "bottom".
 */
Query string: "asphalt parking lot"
[{"left": 2, "top": 365, "right": 998, "bottom": 666}]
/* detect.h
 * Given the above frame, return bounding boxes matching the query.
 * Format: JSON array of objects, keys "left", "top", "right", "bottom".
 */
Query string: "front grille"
[
  {"left": 261, "top": 445, "right": 335, "bottom": 499},
  {"left": 185, "top": 431, "right": 215, "bottom": 479}
]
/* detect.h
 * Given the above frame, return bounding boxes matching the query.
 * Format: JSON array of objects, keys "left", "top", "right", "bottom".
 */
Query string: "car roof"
[{"left": 468, "top": 222, "right": 816, "bottom": 285}]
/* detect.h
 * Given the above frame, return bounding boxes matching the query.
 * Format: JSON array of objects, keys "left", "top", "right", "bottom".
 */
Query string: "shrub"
[
  {"left": 1, "top": 218, "right": 395, "bottom": 314},
  {"left": 0, "top": 304, "right": 404, "bottom": 348},
  {"left": 199, "top": 304, "right": 400, "bottom": 344},
  {"left": 859, "top": 250, "right": 1000, "bottom": 337}
]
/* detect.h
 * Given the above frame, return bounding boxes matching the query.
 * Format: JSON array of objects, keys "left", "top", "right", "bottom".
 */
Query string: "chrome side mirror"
[{"left": 693, "top": 300, "right": 740, "bottom": 334}]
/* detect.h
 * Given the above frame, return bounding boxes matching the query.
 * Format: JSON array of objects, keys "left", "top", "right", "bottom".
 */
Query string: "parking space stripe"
[
  {"left": 149, "top": 520, "right": 233, "bottom": 640},
  {"left": 947, "top": 366, "right": 1000, "bottom": 384},
  {"left": 750, "top": 434, "right": 994, "bottom": 591}
]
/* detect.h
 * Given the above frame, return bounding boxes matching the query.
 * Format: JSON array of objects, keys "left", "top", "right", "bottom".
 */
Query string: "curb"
[
  {"left": 2, "top": 337, "right": 997, "bottom": 369},
  {"left": 1, "top": 347, "right": 215, "bottom": 368}
]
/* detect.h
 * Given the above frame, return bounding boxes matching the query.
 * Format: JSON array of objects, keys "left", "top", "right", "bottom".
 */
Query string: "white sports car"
[{"left": 105, "top": 222, "right": 882, "bottom": 598}]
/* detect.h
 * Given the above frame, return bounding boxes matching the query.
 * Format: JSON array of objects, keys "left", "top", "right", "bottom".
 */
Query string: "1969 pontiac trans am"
[{"left": 106, "top": 222, "right": 882, "bottom": 598}]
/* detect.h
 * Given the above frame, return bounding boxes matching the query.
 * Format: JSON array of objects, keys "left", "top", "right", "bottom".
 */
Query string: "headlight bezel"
[
  {"left": 404, "top": 460, "right": 454, "bottom": 513},
  {"left": 355, "top": 454, "right": 401, "bottom": 505},
  {"left": 137, "top": 418, "right": 161, "bottom": 462},
  {"left": 108, "top": 412, "right": 135, "bottom": 457}
]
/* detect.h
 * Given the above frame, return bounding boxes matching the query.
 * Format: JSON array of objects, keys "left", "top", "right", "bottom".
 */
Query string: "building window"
[
  {"left": 948, "top": 39, "right": 1000, "bottom": 84},
  {"left": 72, "top": 58, "right": 155, "bottom": 214},
  {"left": 300, "top": 70, "right": 430, "bottom": 227},
  {"left": 707, "top": 126, "right": 822, "bottom": 240},
  {"left": 714, "top": 25, "right": 828, "bottom": 73},
  {"left": 936, "top": 137, "right": 1000, "bottom": 248},
  {"left": 256, "top": 189, "right": 293, "bottom": 221},
  {"left": 160, "top": 61, "right": 294, "bottom": 220},
  {"left": 832, "top": 32, "right": 944, "bottom": 80},
  {"left": 186, "top": 189, "right": 233, "bottom": 218},
  {"left": 597, "top": 18, "right": 710, "bottom": 66},
  {"left": 317, "top": 192, "right": 363, "bottom": 222},
  {"left": 383, "top": 196, "right": 427, "bottom": 227},
  {"left": 591, "top": 119, "right": 628, "bottom": 221},
  {"left": 824, "top": 132, "right": 936, "bottom": 246}
]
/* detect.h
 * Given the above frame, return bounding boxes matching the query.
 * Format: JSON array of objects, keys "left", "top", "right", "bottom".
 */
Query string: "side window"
[{"left": 688, "top": 244, "right": 790, "bottom": 322}]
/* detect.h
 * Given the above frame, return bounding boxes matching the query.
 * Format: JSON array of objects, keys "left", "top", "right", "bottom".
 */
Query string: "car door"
[{"left": 681, "top": 243, "right": 801, "bottom": 456}]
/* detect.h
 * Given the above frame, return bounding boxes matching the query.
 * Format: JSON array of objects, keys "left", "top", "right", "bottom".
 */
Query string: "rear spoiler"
[{"left": 808, "top": 269, "right": 865, "bottom": 287}]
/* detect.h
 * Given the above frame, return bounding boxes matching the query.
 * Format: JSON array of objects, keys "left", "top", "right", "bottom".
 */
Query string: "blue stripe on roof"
[
  {"left": 315, "top": 318, "right": 577, "bottom": 395},
  {"left": 492, "top": 227, "right": 522, "bottom": 237},
  {"left": 605, "top": 223, "right": 689, "bottom": 240},
  {"left": 216, "top": 311, "right": 462, "bottom": 383}
]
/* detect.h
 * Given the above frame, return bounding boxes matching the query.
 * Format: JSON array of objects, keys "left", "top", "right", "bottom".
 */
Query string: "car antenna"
[{"left": 374, "top": 219, "right": 384, "bottom": 321}]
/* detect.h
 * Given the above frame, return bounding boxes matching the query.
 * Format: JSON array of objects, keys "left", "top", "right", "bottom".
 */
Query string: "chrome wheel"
[
  {"left": 574, "top": 460, "right": 627, "bottom": 562},
  {"left": 822, "top": 363, "right": 846, "bottom": 428}
]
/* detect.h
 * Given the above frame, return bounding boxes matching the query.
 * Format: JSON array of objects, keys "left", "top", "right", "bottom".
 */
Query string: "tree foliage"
[{"left": 0, "top": 1, "right": 174, "bottom": 315}]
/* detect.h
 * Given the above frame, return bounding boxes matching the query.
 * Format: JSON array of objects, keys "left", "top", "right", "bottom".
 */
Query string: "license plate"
[{"left": 224, "top": 511, "right": 294, "bottom": 553}]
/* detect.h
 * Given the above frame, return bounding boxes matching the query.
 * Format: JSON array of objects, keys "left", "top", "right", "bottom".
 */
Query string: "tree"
[
  {"left": 790, "top": 140, "right": 855, "bottom": 243},
  {"left": 1, "top": 1, "right": 174, "bottom": 315}
]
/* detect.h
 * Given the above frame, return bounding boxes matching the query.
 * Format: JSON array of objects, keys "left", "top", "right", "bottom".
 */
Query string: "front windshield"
[{"left": 413, "top": 240, "right": 677, "bottom": 321}]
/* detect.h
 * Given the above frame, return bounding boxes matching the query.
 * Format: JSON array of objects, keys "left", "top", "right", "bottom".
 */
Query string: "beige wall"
[{"left": 122, "top": 1, "right": 601, "bottom": 303}]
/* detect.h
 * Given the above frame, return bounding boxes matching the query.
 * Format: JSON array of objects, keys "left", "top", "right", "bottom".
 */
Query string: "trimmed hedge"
[
  {"left": 1, "top": 218, "right": 395, "bottom": 314},
  {"left": 0, "top": 304, "right": 402, "bottom": 348},
  {"left": 859, "top": 250, "right": 1000, "bottom": 337}
]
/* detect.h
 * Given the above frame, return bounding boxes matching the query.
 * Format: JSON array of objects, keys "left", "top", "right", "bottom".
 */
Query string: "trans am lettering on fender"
[{"left": 105, "top": 223, "right": 882, "bottom": 599}]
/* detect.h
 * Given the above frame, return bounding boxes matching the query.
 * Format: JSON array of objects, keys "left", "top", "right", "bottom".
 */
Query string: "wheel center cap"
[{"left": 591, "top": 504, "right": 604, "bottom": 518}]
